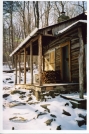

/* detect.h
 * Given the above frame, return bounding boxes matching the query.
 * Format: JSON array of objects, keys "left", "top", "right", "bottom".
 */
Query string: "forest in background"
[{"left": 3, "top": 1, "right": 87, "bottom": 66}]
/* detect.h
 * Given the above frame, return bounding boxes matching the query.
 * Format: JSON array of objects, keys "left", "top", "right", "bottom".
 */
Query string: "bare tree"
[{"left": 33, "top": 1, "right": 39, "bottom": 28}]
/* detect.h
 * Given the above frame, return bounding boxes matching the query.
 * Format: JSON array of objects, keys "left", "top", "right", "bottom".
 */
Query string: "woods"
[{"left": 3, "top": 1, "right": 87, "bottom": 66}]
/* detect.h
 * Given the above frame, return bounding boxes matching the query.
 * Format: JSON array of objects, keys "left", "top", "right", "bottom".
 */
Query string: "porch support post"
[
  {"left": 78, "top": 27, "right": 84, "bottom": 99},
  {"left": 15, "top": 55, "right": 17, "bottom": 84},
  {"left": 24, "top": 48, "right": 26, "bottom": 84},
  {"left": 30, "top": 42, "right": 33, "bottom": 84},
  {"left": 38, "top": 34, "right": 42, "bottom": 86},
  {"left": 43, "top": 56, "right": 45, "bottom": 71},
  {"left": 18, "top": 53, "right": 21, "bottom": 84}
]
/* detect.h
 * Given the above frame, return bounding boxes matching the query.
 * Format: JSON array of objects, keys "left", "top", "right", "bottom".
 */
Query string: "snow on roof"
[
  {"left": 10, "top": 28, "right": 38, "bottom": 57},
  {"left": 55, "top": 20, "right": 87, "bottom": 35}
]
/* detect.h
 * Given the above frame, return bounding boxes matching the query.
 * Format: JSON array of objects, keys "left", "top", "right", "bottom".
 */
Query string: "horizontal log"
[{"left": 71, "top": 43, "right": 80, "bottom": 49}]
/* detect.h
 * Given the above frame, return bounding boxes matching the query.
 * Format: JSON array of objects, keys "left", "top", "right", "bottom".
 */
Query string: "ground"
[{"left": 3, "top": 65, "right": 87, "bottom": 130}]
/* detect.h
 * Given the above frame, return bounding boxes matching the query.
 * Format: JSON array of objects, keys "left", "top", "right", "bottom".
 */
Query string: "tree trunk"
[
  {"left": 23, "top": 1, "right": 26, "bottom": 38},
  {"left": 10, "top": 2, "right": 14, "bottom": 68},
  {"left": 36, "top": 1, "right": 39, "bottom": 28},
  {"left": 78, "top": 27, "right": 84, "bottom": 99}
]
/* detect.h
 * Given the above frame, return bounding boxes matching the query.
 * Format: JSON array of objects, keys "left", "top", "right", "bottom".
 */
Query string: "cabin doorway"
[
  {"left": 60, "top": 41, "right": 71, "bottom": 82},
  {"left": 62, "top": 45, "right": 69, "bottom": 81}
]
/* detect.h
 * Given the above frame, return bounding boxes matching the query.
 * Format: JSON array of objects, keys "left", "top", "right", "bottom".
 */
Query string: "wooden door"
[
  {"left": 62, "top": 45, "right": 69, "bottom": 81},
  {"left": 60, "top": 41, "right": 71, "bottom": 82}
]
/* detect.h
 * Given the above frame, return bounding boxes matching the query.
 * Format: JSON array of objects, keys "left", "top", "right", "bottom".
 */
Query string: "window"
[{"left": 44, "top": 50, "right": 55, "bottom": 71}]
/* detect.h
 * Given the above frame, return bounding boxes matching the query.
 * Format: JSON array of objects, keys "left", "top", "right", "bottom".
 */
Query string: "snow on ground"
[{"left": 3, "top": 65, "right": 87, "bottom": 130}]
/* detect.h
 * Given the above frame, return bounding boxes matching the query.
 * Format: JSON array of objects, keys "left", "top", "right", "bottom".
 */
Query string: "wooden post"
[
  {"left": 30, "top": 42, "right": 33, "bottom": 84},
  {"left": 15, "top": 55, "right": 17, "bottom": 84},
  {"left": 24, "top": 48, "right": 26, "bottom": 84},
  {"left": 78, "top": 27, "right": 84, "bottom": 99},
  {"left": 43, "top": 56, "right": 45, "bottom": 71},
  {"left": 18, "top": 53, "right": 21, "bottom": 84},
  {"left": 38, "top": 34, "right": 42, "bottom": 86}
]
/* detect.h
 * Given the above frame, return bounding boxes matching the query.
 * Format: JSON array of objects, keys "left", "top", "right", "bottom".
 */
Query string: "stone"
[
  {"left": 9, "top": 116, "right": 27, "bottom": 122},
  {"left": 50, "top": 114, "right": 56, "bottom": 118},
  {"left": 11, "top": 90, "right": 26, "bottom": 95},
  {"left": 76, "top": 120, "right": 86, "bottom": 127},
  {"left": 65, "top": 103, "right": 69, "bottom": 106},
  {"left": 6, "top": 78, "right": 11, "bottom": 80},
  {"left": 19, "top": 95, "right": 26, "bottom": 99},
  {"left": 3, "top": 94, "right": 10, "bottom": 98},
  {"left": 37, "top": 112, "right": 47, "bottom": 118},
  {"left": 9, "top": 102, "right": 26, "bottom": 108},
  {"left": 12, "top": 127, "right": 14, "bottom": 130},
  {"left": 56, "top": 125, "right": 61, "bottom": 130},
  {"left": 26, "top": 97, "right": 32, "bottom": 102},
  {"left": 40, "top": 104, "right": 50, "bottom": 113},
  {"left": 35, "top": 110, "right": 38, "bottom": 112},
  {"left": 8, "top": 81, "right": 14, "bottom": 83},
  {"left": 29, "top": 90, "right": 33, "bottom": 93},
  {"left": 44, "top": 119, "right": 53, "bottom": 126},
  {"left": 28, "top": 102, "right": 39, "bottom": 105},
  {"left": 78, "top": 113, "right": 86, "bottom": 120},
  {"left": 62, "top": 109, "right": 71, "bottom": 116}
]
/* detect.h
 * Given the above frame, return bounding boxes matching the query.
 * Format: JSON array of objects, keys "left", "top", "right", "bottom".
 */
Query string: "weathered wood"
[
  {"left": 69, "top": 42, "right": 71, "bottom": 81},
  {"left": 60, "top": 41, "right": 71, "bottom": 81},
  {"left": 71, "top": 43, "right": 79, "bottom": 49},
  {"left": 15, "top": 55, "right": 17, "bottom": 84},
  {"left": 18, "top": 53, "right": 21, "bottom": 84},
  {"left": 38, "top": 34, "right": 42, "bottom": 86},
  {"left": 78, "top": 27, "right": 84, "bottom": 99},
  {"left": 24, "top": 48, "right": 26, "bottom": 84},
  {"left": 60, "top": 47, "right": 63, "bottom": 80},
  {"left": 30, "top": 42, "right": 33, "bottom": 84}
]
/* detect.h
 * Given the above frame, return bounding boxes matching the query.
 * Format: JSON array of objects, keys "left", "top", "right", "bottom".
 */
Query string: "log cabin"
[{"left": 10, "top": 12, "right": 87, "bottom": 100}]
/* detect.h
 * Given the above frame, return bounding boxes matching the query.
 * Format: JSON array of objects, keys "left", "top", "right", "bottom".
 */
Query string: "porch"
[{"left": 15, "top": 83, "right": 79, "bottom": 100}]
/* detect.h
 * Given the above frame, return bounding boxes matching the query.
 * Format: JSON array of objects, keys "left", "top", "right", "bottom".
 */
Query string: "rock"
[
  {"left": 44, "top": 119, "right": 53, "bottom": 126},
  {"left": 29, "top": 90, "right": 33, "bottom": 93},
  {"left": 54, "top": 93, "right": 59, "bottom": 96},
  {"left": 3, "top": 94, "right": 10, "bottom": 98},
  {"left": 8, "top": 81, "right": 14, "bottom": 83},
  {"left": 50, "top": 114, "right": 56, "bottom": 118},
  {"left": 35, "top": 110, "right": 38, "bottom": 112},
  {"left": 11, "top": 90, "right": 26, "bottom": 95},
  {"left": 9, "top": 102, "right": 26, "bottom": 108},
  {"left": 37, "top": 112, "right": 47, "bottom": 118},
  {"left": 65, "top": 103, "right": 69, "bottom": 106},
  {"left": 12, "top": 127, "right": 14, "bottom": 130},
  {"left": 76, "top": 120, "right": 86, "bottom": 127},
  {"left": 19, "top": 95, "right": 26, "bottom": 99},
  {"left": 78, "top": 113, "right": 86, "bottom": 120},
  {"left": 9, "top": 117, "right": 17, "bottom": 120},
  {"left": 51, "top": 94, "right": 55, "bottom": 98},
  {"left": 6, "top": 78, "right": 11, "bottom": 80},
  {"left": 56, "top": 125, "right": 61, "bottom": 130},
  {"left": 40, "top": 104, "right": 50, "bottom": 113},
  {"left": 28, "top": 102, "right": 39, "bottom": 105},
  {"left": 20, "top": 91, "right": 26, "bottom": 95},
  {"left": 49, "top": 91, "right": 55, "bottom": 98},
  {"left": 9, "top": 116, "right": 27, "bottom": 122},
  {"left": 26, "top": 97, "right": 32, "bottom": 102},
  {"left": 62, "top": 109, "right": 71, "bottom": 116}
]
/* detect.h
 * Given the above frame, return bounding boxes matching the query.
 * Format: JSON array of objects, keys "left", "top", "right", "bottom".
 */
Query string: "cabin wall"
[
  {"left": 70, "top": 38, "right": 80, "bottom": 82},
  {"left": 43, "top": 28, "right": 86, "bottom": 83}
]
